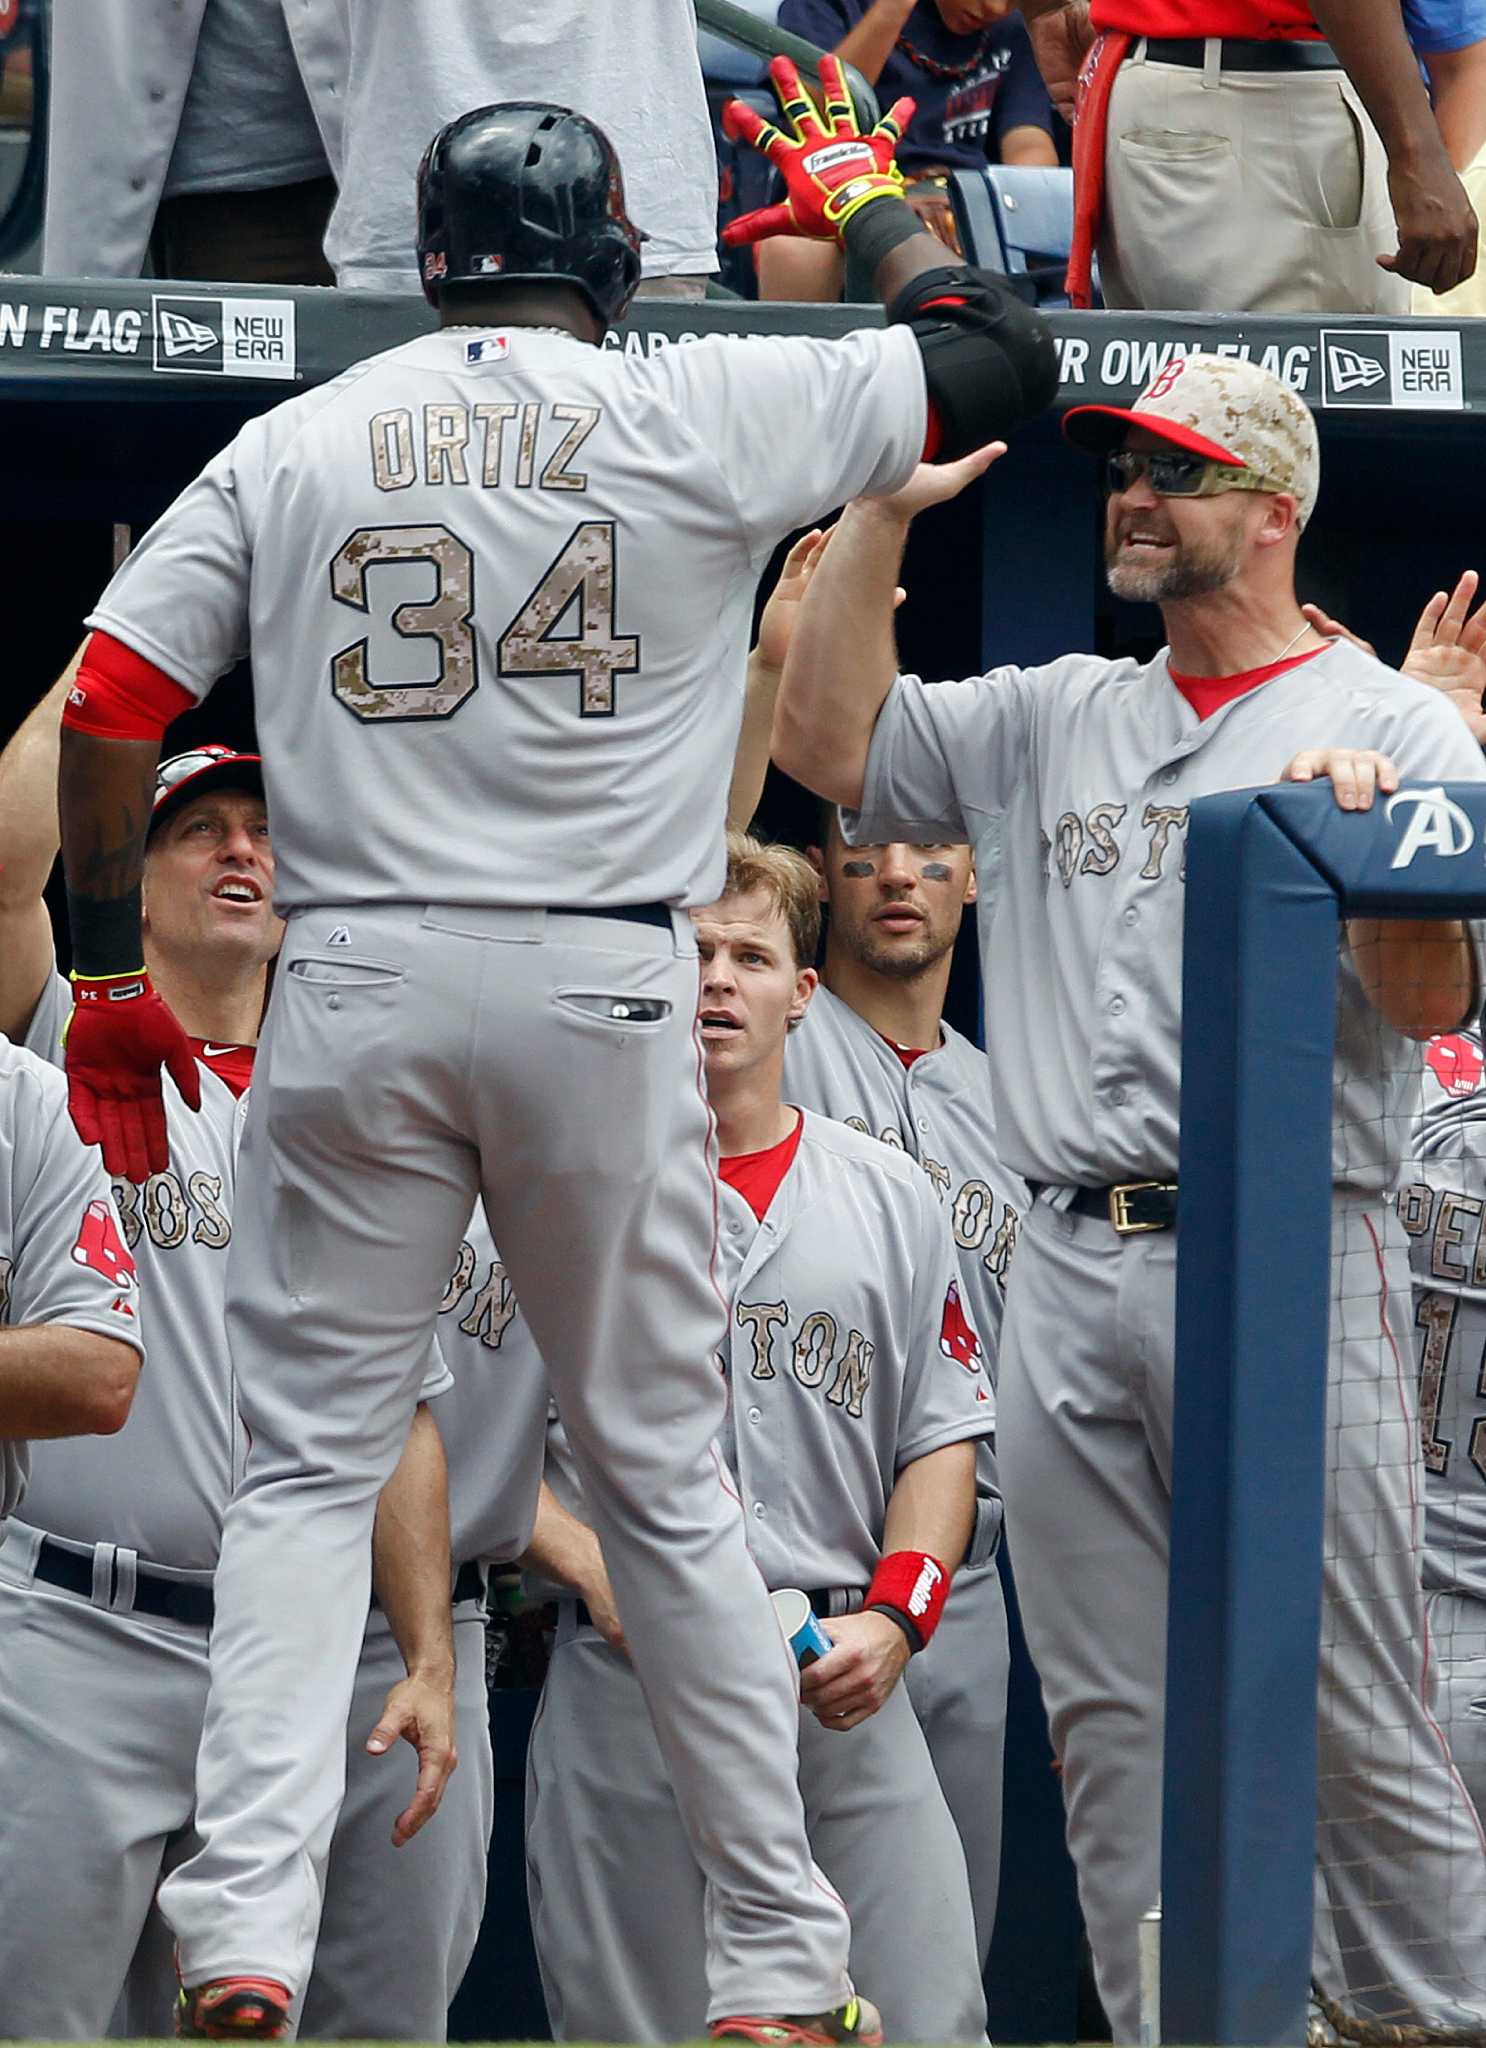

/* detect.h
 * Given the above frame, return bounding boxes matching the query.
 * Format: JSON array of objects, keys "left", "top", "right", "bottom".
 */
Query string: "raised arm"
[
  {"left": 0, "top": 652, "right": 82, "bottom": 1042},
  {"left": 773, "top": 444, "right": 1003, "bottom": 806},
  {"left": 1309, "top": 0, "right": 1478, "bottom": 294}
]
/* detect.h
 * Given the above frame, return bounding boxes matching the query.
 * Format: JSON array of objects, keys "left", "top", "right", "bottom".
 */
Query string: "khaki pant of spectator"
[
  {"left": 1414, "top": 141, "right": 1486, "bottom": 317},
  {"left": 1099, "top": 40, "right": 1411, "bottom": 316}
]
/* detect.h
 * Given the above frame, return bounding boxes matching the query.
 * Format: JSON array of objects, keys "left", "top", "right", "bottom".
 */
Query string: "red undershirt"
[
  {"left": 880, "top": 1035, "right": 931, "bottom": 1069},
  {"left": 189, "top": 1039, "right": 256, "bottom": 1099},
  {"left": 1169, "top": 642, "right": 1327, "bottom": 723},
  {"left": 718, "top": 1111, "right": 804, "bottom": 1223}
]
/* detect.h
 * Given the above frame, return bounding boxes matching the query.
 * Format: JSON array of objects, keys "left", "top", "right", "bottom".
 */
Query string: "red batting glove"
[
  {"left": 722, "top": 54, "right": 914, "bottom": 247},
  {"left": 64, "top": 969, "right": 202, "bottom": 1182}
]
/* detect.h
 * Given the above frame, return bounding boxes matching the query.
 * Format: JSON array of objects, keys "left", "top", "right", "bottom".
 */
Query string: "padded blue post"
[{"left": 1168, "top": 780, "right": 1486, "bottom": 2046}]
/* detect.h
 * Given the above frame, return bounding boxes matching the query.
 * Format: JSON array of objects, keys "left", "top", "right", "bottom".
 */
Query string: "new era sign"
[
  {"left": 1321, "top": 328, "right": 1464, "bottom": 411},
  {"left": 152, "top": 295, "right": 297, "bottom": 381}
]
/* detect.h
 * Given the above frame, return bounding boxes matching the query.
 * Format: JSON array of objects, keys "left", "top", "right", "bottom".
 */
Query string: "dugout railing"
[
  {"left": 1169, "top": 783, "right": 1486, "bottom": 2048},
  {"left": 5, "top": 278, "right": 1486, "bottom": 2042}
]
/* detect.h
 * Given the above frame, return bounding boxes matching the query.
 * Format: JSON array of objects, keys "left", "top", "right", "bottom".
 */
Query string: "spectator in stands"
[
  {"left": 323, "top": 1, "right": 718, "bottom": 297},
  {"left": 1050, "top": 0, "right": 1478, "bottom": 313},
  {"left": 1404, "top": 0, "right": 1486, "bottom": 313},
  {"left": 44, "top": 1, "right": 345, "bottom": 284},
  {"left": 760, "top": 0, "right": 1058, "bottom": 299}
]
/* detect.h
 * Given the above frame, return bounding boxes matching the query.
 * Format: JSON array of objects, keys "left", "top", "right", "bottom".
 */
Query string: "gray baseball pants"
[{"left": 158, "top": 904, "right": 851, "bottom": 2018}]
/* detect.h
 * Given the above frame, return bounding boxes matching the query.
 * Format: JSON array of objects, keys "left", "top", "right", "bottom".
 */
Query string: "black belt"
[
  {"left": 34, "top": 1535, "right": 215, "bottom": 1629},
  {"left": 1031, "top": 1180, "right": 1178, "bottom": 1235},
  {"left": 574, "top": 1587, "right": 841, "bottom": 1630},
  {"left": 554, "top": 902, "right": 671, "bottom": 929},
  {"left": 1144, "top": 37, "right": 1341, "bottom": 72}
]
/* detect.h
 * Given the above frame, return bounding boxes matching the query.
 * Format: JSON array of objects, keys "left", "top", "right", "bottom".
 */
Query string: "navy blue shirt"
[
  {"left": 1403, "top": 0, "right": 1486, "bottom": 52},
  {"left": 776, "top": 0, "right": 1054, "bottom": 170}
]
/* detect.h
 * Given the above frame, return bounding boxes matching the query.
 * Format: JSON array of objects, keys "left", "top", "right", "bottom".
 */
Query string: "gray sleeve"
[
  {"left": 8, "top": 1075, "right": 144, "bottom": 1356},
  {"left": 895, "top": 1181, "right": 994, "bottom": 1468},
  {"left": 647, "top": 325, "right": 926, "bottom": 563},
  {"left": 844, "top": 666, "right": 1036, "bottom": 845},
  {"left": 85, "top": 435, "right": 256, "bottom": 697}
]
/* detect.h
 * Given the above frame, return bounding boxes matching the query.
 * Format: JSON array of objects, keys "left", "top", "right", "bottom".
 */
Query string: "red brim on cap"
[
  {"left": 150, "top": 755, "right": 265, "bottom": 834},
  {"left": 1062, "top": 404, "right": 1246, "bottom": 466}
]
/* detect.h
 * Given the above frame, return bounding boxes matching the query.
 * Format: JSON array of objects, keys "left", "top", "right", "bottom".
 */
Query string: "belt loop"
[
  {"left": 1202, "top": 37, "right": 1222, "bottom": 89},
  {"left": 91, "top": 1542, "right": 116, "bottom": 1609},
  {"left": 111, "top": 1547, "right": 139, "bottom": 1613},
  {"left": 1130, "top": 35, "right": 1148, "bottom": 66}
]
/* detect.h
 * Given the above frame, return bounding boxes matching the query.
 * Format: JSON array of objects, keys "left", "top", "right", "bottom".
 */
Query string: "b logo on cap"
[{"left": 1143, "top": 360, "right": 1187, "bottom": 405}]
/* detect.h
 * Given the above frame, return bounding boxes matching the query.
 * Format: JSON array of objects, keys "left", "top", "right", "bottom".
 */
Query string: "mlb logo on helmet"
[
  {"left": 939, "top": 1281, "right": 982, "bottom": 1370},
  {"left": 1426, "top": 1034, "right": 1486, "bottom": 1100},
  {"left": 72, "top": 1199, "right": 137, "bottom": 1289}
]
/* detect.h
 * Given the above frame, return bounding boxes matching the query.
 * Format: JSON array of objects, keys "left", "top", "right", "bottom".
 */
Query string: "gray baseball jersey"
[
  {"left": 1399, "top": 1029, "right": 1486, "bottom": 1602},
  {"left": 847, "top": 638, "right": 1486, "bottom": 1193},
  {"left": 784, "top": 986, "right": 1025, "bottom": 1365},
  {"left": 0, "top": 1035, "right": 143, "bottom": 1521},
  {"left": 850, "top": 639, "right": 1486, "bottom": 2038},
  {"left": 87, "top": 323, "right": 924, "bottom": 915},
  {"left": 324, "top": 0, "right": 719, "bottom": 288},
  {"left": 782, "top": 985, "right": 1023, "bottom": 1961},
  {"left": 529, "top": 1109, "right": 990, "bottom": 2042}
]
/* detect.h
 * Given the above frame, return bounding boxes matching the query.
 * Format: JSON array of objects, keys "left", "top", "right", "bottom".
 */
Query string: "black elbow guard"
[{"left": 888, "top": 266, "right": 1060, "bottom": 459}]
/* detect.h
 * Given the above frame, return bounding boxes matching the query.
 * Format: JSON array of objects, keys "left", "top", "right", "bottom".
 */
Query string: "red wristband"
[
  {"left": 866, "top": 1549, "right": 950, "bottom": 1653},
  {"left": 63, "top": 631, "right": 196, "bottom": 742}
]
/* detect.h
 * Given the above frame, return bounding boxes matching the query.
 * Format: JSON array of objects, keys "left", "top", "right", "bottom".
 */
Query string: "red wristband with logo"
[{"left": 866, "top": 1549, "right": 950, "bottom": 1653}]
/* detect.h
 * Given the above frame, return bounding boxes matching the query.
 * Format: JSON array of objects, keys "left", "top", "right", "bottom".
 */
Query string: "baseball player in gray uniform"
[
  {"left": 773, "top": 350, "right": 1486, "bottom": 2039},
  {"left": 527, "top": 834, "right": 991, "bottom": 2044},
  {"left": 0, "top": 684, "right": 473, "bottom": 2043},
  {"left": 0, "top": 1035, "right": 143, "bottom": 1524},
  {"left": 51, "top": 79, "right": 1056, "bottom": 2040},
  {"left": 1400, "top": 1025, "right": 1486, "bottom": 1830}
]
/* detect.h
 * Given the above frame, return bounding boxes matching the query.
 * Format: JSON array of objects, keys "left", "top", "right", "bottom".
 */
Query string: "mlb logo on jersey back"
[
  {"left": 152, "top": 295, "right": 297, "bottom": 382},
  {"left": 464, "top": 335, "right": 511, "bottom": 366}
]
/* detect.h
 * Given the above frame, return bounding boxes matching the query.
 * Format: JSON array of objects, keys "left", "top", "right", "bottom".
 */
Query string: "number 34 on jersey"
[{"left": 329, "top": 400, "right": 638, "bottom": 726}]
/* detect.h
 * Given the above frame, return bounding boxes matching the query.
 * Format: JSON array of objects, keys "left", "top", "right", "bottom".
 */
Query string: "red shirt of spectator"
[{"left": 1089, "top": 2, "right": 1323, "bottom": 36}]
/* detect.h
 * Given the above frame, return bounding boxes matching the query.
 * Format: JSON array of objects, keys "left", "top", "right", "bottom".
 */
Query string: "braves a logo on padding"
[
  {"left": 72, "top": 1199, "right": 137, "bottom": 1293},
  {"left": 939, "top": 1281, "right": 982, "bottom": 1371},
  {"left": 1427, "top": 1034, "right": 1486, "bottom": 1100}
]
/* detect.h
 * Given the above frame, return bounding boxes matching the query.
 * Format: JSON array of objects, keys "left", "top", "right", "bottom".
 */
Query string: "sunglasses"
[{"left": 1103, "top": 449, "right": 1275, "bottom": 500}]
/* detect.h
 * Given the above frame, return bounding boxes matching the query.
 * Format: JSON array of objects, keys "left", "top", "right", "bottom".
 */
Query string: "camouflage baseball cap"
[{"left": 1063, "top": 353, "right": 1321, "bottom": 529}]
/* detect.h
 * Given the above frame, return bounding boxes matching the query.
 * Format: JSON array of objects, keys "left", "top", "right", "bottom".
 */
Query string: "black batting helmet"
[{"left": 416, "top": 102, "right": 645, "bottom": 324}]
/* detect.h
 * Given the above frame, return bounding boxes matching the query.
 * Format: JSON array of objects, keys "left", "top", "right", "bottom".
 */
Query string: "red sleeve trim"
[{"left": 62, "top": 631, "right": 196, "bottom": 742}]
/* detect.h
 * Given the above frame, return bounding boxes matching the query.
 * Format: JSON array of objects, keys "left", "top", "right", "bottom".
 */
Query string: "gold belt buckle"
[{"left": 1109, "top": 1181, "right": 1170, "bottom": 1235}]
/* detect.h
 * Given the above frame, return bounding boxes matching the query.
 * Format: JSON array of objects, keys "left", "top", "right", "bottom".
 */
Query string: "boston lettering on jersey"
[
  {"left": 734, "top": 1296, "right": 874, "bottom": 1420},
  {"left": 369, "top": 400, "right": 601, "bottom": 494},
  {"left": 1042, "top": 801, "right": 1190, "bottom": 892},
  {"left": 839, "top": 1115, "right": 1019, "bottom": 1294},
  {"left": 112, "top": 1167, "right": 232, "bottom": 1254}
]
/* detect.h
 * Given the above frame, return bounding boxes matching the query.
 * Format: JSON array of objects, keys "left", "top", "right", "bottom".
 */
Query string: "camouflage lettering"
[
  {"left": 474, "top": 403, "right": 518, "bottom": 487},
  {"left": 1396, "top": 1182, "right": 1433, "bottom": 1237},
  {"left": 440, "top": 1239, "right": 476, "bottom": 1313},
  {"left": 516, "top": 401, "right": 541, "bottom": 489},
  {"left": 0, "top": 1255, "right": 10, "bottom": 1319},
  {"left": 736, "top": 1297, "right": 788, "bottom": 1381},
  {"left": 369, "top": 408, "right": 416, "bottom": 492},
  {"left": 459, "top": 1261, "right": 518, "bottom": 1349},
  {"left": 1140, "top": 803, "right": 1188, "bottom": 881},
  {"left": 423, "top": 403, "right": 471, "bottom": 487},
  {"left": 922, "top": 1156, "right": 952, "bottom": 1199},
  {"left": 1416, "top": 1290, "right": 1458, "bottom": 1476},
  {"left": 826, "top": 1327, "right": 873, "bottom": 1418},
  {"left": 953, "top": 1179, "right": 993, "bottom": 1250},
  {"left": 542, "top": 405, "right": 601, "bottom": 492},
  {"left": 113, "top": 1175, "right": 142, "bottom": 1250},
  {"left": 144, "top": 1170, "right": 189, "bottom": 1250},
  {"left": 1433, "top": 1191, "right": 1482, "bottom": 1284},
  {"left": 793, "top": 1311, "right": 836, "bottom": 1389},
  {"left": 1081, "top": 801, "right": 1128, "bottom": 877},
  {"left": 187, "top": 1171, "right": 232, "bottom": 1250},
  {"left": 1054, "top": 811, "right": 1084, "bottom": 890}
]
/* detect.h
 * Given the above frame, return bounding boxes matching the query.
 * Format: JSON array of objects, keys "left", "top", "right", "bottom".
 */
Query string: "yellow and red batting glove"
[
  {"left": 64, "top": 969, "right": 201, "bottom": 1183},
  {"left": 722, "top": 54, "right": 914, "bottom": 247}
]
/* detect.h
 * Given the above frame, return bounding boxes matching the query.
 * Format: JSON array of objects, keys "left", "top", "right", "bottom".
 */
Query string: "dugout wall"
[{"left": 3, "top": 283, "right": 1484, "bottom": 2042}]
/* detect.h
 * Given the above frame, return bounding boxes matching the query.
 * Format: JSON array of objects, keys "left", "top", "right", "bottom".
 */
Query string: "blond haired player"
[
  {"left": 527, "top": 835, "right": 990, "bottom": 2044},
  {"left": 774, "top": 351, "right": 1486, "bottom": 2038}
]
